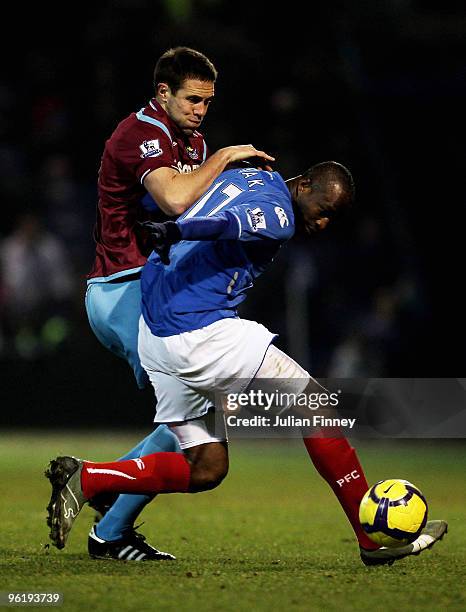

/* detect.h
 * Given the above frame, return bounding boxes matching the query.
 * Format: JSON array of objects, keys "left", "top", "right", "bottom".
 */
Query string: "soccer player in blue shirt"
[{"left": 47, "top": 162, "right": 447, "bottom": 565}]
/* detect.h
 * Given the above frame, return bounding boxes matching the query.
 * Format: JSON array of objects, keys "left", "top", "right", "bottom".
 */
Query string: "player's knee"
[
  {"left": 184, "top": 441, "right": 229, "bottom": 492},
  {"left": 189, "top": 462, "right": 229, "bottom": 492}
]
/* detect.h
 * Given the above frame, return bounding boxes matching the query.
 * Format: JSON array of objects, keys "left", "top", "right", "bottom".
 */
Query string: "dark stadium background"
[{"left": 0, "top": 1, "right": 464, "bottom": 428}]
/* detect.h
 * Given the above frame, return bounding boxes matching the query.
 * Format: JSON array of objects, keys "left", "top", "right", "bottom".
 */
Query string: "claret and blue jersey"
[{"left": 141, "top": 167, "right": 295, "bottom": 337}]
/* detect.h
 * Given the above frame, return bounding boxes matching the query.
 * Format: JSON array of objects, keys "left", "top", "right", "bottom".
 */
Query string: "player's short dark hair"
[
  {"left": 153, "top": 47, "right": 218, "bottom": 93},
  {"left": 303, "top": 161, "right": 355, "bottom": 213}
]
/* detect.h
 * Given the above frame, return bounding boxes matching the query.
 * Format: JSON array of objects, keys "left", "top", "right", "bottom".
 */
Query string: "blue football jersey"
[{"left": 141, "top": 168, "right": 295, "bottom": 336}]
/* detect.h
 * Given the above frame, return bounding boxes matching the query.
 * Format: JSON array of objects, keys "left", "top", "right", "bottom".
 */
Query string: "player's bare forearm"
[{"left": 144, "top": 145, "right": 274, "bottom": 216}]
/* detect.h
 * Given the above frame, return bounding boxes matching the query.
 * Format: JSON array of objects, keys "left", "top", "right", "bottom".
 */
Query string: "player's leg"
[
  {"left": 85, "top": 280, "right": 180, "bottom": 546},
  {"left": 92, "top": 405, "right": 218, "bottom": 541},
  {"left": 86, "top": 357, "right": 227, "bottom": 559},
  {"left": 46, "top": 412, "right": 228, "bottom": 551},
  {"left": 91, "top": 425, "right": 180, "bottom": 542},
  {"left": 168, "top": 413, "right": 229, "bottom": 492},
  {"left": 82, "top": 411, "right": 228, "bottom": 497},
  {"left": 300, "top": 429, "right": 378, "bottom": 550},
  {"left": 253, "top": 344, "right": 379, "bottom": 551},
  {"left": 82, "top": 439, "right": 228, "bottom": 497},
  {"left": 116, "top": 426, "right": 179, "bottom": 460},
  {"left": 85, "top": 279, "right": 180, "bottom": 459},
  {"left": 253, "top": 344, "right": 447, "bottom": 564}
]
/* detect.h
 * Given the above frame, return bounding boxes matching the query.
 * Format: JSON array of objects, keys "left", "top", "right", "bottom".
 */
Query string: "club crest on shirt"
[
  {"left": 186, "top": 146, "right": 199, "bottom": 160},
  {"left": 139, "top": 139, "right": 163, "bottom": 158},
  {"left": 246, "top": 207, "right": 266, "bottom": 231}
]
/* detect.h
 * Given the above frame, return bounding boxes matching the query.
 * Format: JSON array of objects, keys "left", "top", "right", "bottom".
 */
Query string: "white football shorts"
[
  {"left": 253, "top": 343, "right": 326, "bottom": 413},
  {"left": 138, "top": 316, "right": 276, "bottom": 424},
  {"left": 168, "top": 411, "right": 227, "bottom": 450}
]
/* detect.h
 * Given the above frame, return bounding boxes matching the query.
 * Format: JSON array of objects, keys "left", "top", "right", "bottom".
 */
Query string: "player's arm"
[
  {"left": 173, "top": 205, "right": 292, "bottom": 244},
  {"left": 141, "top": 202, "right": 293, "bottom": 263},
  {"left": 143, "top": 145, "right": 275, "bottom": 216},
  {"left": 140, "top": 213, "right": 239, "bottom": 263}
]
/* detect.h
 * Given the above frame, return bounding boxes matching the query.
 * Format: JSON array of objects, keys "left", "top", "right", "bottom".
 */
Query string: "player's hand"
[
  {"left": 222, "top": 144, "right": 275, "bottom": 165},
  {"left": 249, "top": 159, "right": 274, "bottom": 172},
  {"left": 139, "top": 220, "right": 181, "bottom": 264}
]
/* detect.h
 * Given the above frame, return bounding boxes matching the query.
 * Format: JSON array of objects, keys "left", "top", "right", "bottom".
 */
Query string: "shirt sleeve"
[
  {"left": 176, "top": 211, "right": 240, "bottom": 241},
  {"left": 227, "top": 199, "right": 295, "bottom": 243},
  {"left": 176, "top": 199, "right": 294, "bottom": 244},
  {"left": 114, "top": 123, "right": 176, "bottom": 185}
]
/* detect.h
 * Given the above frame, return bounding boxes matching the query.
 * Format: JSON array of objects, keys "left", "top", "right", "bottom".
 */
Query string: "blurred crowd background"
[{"left": 1, "top": 1, "right": 464, "bottom": 426}]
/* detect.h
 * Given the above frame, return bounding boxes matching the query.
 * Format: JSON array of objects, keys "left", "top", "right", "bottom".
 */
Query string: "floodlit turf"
[{"left": 0, "top": 432, "right": 464, "bottom": 612}]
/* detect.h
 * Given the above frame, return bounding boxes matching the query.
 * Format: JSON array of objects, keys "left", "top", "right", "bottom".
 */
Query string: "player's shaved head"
[
  {"left": 154, "top": 47, "right": 218, "bottom": 93},
  {"left": 302, "top": 161, "right": 355, "bottom": 213},
  {"left": 287, "top": 161, "right": 355, "bottom": 233}
]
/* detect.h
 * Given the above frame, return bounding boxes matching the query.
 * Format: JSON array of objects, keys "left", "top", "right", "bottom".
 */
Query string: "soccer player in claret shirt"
[
  {"left": 84, "top": 46, "right": 274, "bottom": 561},
  {"left": 48, "top": 161, "right": 447, "bottom": 565}
]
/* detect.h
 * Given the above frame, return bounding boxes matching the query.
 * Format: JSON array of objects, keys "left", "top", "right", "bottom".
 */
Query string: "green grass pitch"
[{"left": 0, "top": 432, "right": 464, "bottom": 612}]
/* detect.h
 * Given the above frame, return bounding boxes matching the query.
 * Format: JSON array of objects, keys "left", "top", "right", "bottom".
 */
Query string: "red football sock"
[
  {"left": 302, "top": 433, "right": 379, "bottom": 550},
  {"left": 81, "top": 452, "right": 191, "bottom": 499}
]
